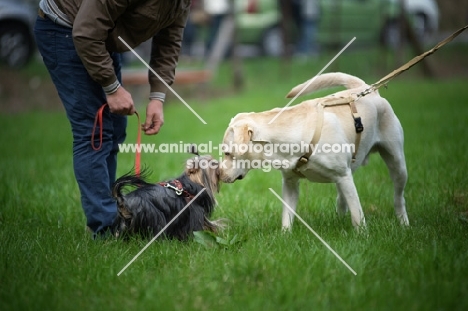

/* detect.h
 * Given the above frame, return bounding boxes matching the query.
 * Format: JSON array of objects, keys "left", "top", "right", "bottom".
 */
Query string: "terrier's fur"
[{"left": 111, "top": 155, "right": 221, "bottom": 240}]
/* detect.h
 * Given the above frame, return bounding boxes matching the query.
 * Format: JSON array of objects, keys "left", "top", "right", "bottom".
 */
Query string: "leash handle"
[
  {"left": 91, "top": 104, "right": 108, "bottom": 151},
  {"left": 134, "top": 111, "right": 141, "bottom": 176},
  {"left": 91, "top": 103, "right": 142, "bottom": 176}
]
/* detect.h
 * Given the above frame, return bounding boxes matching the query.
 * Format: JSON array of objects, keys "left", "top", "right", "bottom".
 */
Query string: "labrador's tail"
[{"left": 286, "top": 72, "right": 367, "bottom": 98}]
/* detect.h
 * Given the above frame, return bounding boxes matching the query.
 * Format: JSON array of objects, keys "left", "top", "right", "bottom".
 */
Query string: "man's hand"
[
  {"left": 106, "top": 86, "right": 135, "bottom": 115},
  {"left": 142, "top": 99, "right": 164, "bottom": 135}
]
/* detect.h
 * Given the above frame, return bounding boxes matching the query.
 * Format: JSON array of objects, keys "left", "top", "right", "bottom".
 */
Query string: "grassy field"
[{"left": 1, "top": 46, "right": 468, "bottom": 310}]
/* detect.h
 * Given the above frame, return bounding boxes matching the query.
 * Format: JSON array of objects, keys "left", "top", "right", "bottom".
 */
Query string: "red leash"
[{"left": 91, "top": 104, "right": 141, "bottom": 176}]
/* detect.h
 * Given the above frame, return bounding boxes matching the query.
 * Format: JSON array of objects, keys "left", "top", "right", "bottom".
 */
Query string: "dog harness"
[
  {"left": 294, "top": 95, "right": 364, "bottom": 173},
  {"left": 158, "top": 180, "right": 195, "bottom": 201}
]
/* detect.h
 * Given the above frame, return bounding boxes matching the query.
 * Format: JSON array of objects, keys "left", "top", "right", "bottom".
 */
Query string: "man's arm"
[
  {"left": 144, "top": 10, "right": 189, "bottom": 134},
  {"left": 71, "top": 0, "right": 134, "bottom": 114},
  {"left": 148, "top": 9, "right": 189, "bottom": 96}
]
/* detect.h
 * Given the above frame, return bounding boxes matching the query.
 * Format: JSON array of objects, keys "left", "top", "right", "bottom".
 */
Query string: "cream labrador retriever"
[{"left": 219, "top": 72, "right": 409, "bottom": 230}]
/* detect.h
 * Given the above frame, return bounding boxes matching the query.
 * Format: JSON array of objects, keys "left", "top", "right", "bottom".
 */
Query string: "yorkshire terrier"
[{"left": 111, "top": 153, "right": 221, "bottom": 240}]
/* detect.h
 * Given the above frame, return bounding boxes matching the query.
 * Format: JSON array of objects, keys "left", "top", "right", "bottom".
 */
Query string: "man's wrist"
[
  {"left": 103, "top": 80, "right": 121, "bottom": 95},
  {"left": 149, "top": 92, "right": 166, "bottom": 103}
]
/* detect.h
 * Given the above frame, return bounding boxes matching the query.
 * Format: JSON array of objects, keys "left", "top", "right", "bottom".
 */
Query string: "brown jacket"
[{"left": 55, "top": 0, "right": 191, "bottom": 94}]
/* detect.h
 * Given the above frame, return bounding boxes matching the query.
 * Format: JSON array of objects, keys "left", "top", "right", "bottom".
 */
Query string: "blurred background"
[{"left": 0, "top": 0, "right": 467, "bottom": 112}]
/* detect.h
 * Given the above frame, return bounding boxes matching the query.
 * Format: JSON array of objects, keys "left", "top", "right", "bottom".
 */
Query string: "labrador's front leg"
[{"left": 281, "top": 174, "right": 300, "bottom": 231}]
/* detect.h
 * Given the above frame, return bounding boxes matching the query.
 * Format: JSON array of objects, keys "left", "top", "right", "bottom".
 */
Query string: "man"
[{"left": 34, "top": 0, "right": 190, "bottom": 238}]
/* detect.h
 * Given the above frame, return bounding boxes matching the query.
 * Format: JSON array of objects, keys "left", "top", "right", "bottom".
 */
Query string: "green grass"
[{"left": 1, "top": 46, "right": 468, "bottom": 310}]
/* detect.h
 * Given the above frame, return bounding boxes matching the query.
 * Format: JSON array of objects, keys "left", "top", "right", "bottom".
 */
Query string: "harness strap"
[
  {"left": 295, "top": 96, "right": 364, "bottom": 172},
  {"left": 348, "top": 100, "right": 364, "bottom": 163}
]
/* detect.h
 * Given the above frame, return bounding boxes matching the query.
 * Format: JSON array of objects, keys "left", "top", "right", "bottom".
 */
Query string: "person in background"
[
  {"left": 295, "top": 0, "right": 320, "bottom": 58},
  {"left": 182, "top": 0, "right": 201, "bottom": 58},
  {"left": 34, "top": 0, "right": 190, "bottom": 239},
  {"left": 203, "top": 0, "right": 230, "bottom": 55}
]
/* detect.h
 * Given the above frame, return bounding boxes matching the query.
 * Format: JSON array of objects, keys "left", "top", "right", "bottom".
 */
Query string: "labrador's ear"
[
  {"left": 224, "top": 124, "right": 251, "bottom": 156},
  {"left": 248, "top": 126, "right": 270, "bottom": 143},
  {"left": 229, "top": 123, "right": 271, "bottom": 155},
  {"left": 232, "top": 124, "right": 270, "bottom": 144},
  {"left": 231, "top": 124, "right": 250, "bottom": 156}
]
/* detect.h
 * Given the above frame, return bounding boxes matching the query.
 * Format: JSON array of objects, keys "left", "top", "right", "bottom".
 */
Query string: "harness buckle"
[
  {"left": 164, "top": 183, "right": 183, "bottom": 196},
  {"left": 354, "top": 117, "right": 364, "bottom": 133},
  {"left": 298, "top": 156, "right": 309, "bottom": 164}
]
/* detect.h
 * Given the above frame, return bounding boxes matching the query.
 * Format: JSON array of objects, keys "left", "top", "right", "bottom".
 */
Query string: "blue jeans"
[{"left": 34, "top": 16, "right": 127, "bottom": 237}]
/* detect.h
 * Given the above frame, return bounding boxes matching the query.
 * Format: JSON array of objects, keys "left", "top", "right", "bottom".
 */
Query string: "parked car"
[
  {"left": 0, "top": 0, "right": 37, "bottom": 68},
  {"left": 235, "top": 0, "right": 439, "bottom": 56}
]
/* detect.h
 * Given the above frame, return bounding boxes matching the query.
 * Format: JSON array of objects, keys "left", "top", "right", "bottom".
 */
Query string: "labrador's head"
[{"left": 219, "top": 116, "right": 270, "bottom": 183}]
